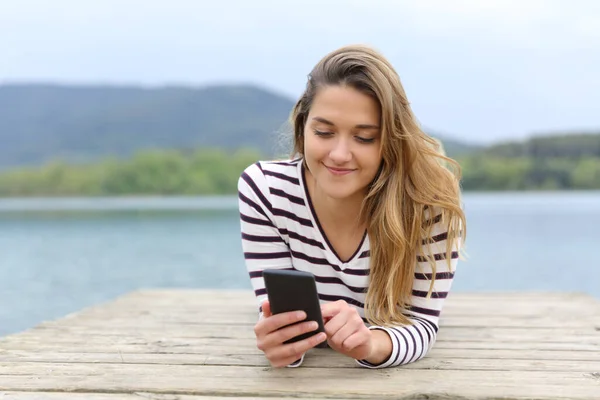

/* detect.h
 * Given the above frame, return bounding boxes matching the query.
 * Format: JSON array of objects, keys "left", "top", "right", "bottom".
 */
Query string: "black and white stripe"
[{"left": 238, "top": 159, "right": 460, "bottom": 369}]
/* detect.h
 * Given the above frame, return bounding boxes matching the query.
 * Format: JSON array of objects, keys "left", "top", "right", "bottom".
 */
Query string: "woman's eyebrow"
[{"left": 312, "top": 116, "right": 379, "bottom": 130}]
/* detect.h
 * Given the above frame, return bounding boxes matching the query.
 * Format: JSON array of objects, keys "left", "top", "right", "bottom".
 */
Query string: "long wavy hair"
[{"left": 289, "top": 44, "right": 466, "bottom": 326}]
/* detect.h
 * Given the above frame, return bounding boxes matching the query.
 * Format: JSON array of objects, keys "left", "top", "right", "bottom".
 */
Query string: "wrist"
[{"left": 363, "top": 329, "right": 392, "bottom": 364}]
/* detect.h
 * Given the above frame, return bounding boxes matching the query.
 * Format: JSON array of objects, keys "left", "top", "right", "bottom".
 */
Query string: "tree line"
[
  {"left": 459, "top": 156, "right": 600, "bottom": 190},
  {"left": 0, "top": 148, "right": 263, "bottom": 196},
  {"left": 0, "top": 142, "right": 599, "bottom": 196}
]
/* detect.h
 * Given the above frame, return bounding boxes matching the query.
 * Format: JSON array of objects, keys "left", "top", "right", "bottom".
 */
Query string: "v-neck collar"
[{"left": 298, "top": 161, "right": 367, "bottom": 265}]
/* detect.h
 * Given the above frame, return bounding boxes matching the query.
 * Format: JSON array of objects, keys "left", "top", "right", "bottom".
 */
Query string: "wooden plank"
[
  {"left": 26, "top": 314, "right": 600, "bottom": 329},
  {"left": 59, "top": 290, "right": 598, "bottom": 313},
  {"left": 2, "top": 347, "right": 599, "bottom": 363},
  {"left": 131, "top": 302, "right": 594, "bottom": 319},
  {"left": 430, "top": 347, "right": 600, "bottom": 361},
  {"left": 1, "top": 336, "right": 598, "bottom": 352},
  {"left": 0, "top": 394, "right": 336, "bottom": 400},
  {"left": 33, "top": 290, "right": 598, "bottom": 331},
  {"left": 20, "top": 323, "right": 600, "bottom": 335},
  {"left": 1, "top": 289, "right": 599, "bottom": 400},
  {"left": 51, "top": 302, "right": 600, "bottom": 319},
  {"left": 5, "top": 326, "right": 600, "bottom": 345},
  {"left": 1, "top": 350, "right": 599, "bottom": 372},
  {"left": 50, "top": 311, "right": 577, "bottom": 326},
  {"left": 0, "top": 363, "right": 598, "bottom": 399},
  {"left": 6, "top": 325, "right": 599, "bottom": 344},
  {"left": 55, "top": 296, "right": 600, "bottom": 317}
]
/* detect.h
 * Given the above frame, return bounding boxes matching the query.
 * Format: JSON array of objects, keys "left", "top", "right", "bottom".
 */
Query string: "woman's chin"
[{"left": 319, "top": 186, "right": 360, "bottom": 201}]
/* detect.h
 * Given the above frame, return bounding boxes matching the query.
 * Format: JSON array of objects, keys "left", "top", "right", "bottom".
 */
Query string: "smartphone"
[{"left": 262, "top": 269, "right": 327, "bottom": 348}]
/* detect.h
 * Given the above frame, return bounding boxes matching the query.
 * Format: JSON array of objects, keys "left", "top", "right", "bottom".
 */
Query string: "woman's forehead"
[{"left": 308, "top": 86, "right": 380, "bottom": 127}]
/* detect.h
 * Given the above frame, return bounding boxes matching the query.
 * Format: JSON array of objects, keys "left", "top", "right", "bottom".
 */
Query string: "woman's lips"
[{"left": 325, "top": 165, "right": 355, "bottom": 176}]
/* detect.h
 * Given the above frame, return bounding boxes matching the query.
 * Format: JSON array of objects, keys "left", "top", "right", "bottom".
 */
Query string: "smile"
[{"left": 325, "top": 165, "right": 356, "bottom": 176}]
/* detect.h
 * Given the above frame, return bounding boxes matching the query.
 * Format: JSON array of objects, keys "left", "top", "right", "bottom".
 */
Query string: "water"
[{"left": 1, "top": 192, "right": 599, "bottom": 336}]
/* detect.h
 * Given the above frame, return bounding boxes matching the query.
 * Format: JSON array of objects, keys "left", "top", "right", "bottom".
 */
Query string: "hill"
[
  {"left": 0, "top": 84, "right": 295, "bottom": 167},
  {"left": 0, "top": 84, "right": 475, "bottom": 168},
  {"left": 483, "top": 132, "right": 600, "bottom": 159}
]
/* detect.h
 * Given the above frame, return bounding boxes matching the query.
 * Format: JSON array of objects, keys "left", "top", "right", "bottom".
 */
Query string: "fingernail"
[
  {"left": 310, "top": 322, "right": 318, "bottom": 330},
  {"left": 296, "top": 311, "right": 306, "bottom": 319}
]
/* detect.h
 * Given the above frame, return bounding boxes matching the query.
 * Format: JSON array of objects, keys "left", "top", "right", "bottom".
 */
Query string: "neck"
[{"left": 305, "top": 168, "right": 366, "bottom": 230}]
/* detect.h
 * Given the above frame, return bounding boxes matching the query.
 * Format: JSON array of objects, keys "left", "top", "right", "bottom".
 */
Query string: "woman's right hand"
[{"left": 254, "top": 300, "right": 327, "bottom": 367}]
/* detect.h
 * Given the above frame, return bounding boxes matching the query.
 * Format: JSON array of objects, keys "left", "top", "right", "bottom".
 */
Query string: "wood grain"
[{"left": 0, "top": 289, "right": 598, "bottom": 400}]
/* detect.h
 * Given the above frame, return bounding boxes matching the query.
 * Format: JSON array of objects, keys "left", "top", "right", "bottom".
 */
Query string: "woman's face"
[{"left": 303, "top": 84, "right": 383, "bottom": 201}]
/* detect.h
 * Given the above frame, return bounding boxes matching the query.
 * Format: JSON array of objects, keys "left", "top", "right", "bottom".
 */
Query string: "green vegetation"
[
  {"left": 0, "top": 133, "right": 599, "bottom": 196},
  {"left": 0, "top": 148, "right": 264, "bottom": 197},
  {"left": 458, "top": 133, "right": 600, "bottom": 190},
  {"left": 459, "top": 156, "right": 600, "bottom": 190}
]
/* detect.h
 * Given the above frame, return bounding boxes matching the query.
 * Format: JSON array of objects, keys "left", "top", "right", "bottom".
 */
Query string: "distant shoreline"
[{"left": 1, "top": 191, "right": 599, "bottom": 213}]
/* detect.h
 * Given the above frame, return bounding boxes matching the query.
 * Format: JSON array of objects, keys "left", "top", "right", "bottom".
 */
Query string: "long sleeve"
[
  {"left": 237, "top": 162, "right": 305, "bottom": 367},
  {"left": 238, "top": 162, "right": 293, "bottom": 309},
  {"left": 356, "top": 212, "right": 461, "bottom": 369}
]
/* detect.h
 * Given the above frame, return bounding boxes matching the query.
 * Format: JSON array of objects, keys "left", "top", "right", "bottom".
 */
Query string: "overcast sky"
[{"left": 1, "top": 0, "right": 599, "bottom": 144}]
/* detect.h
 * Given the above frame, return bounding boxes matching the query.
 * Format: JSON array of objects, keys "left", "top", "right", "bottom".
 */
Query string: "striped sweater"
[{"left": 237, "top": 158, "right": 460, "bottom": 368}]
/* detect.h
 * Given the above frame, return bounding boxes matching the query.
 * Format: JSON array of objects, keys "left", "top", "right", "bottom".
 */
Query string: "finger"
[
  {"left": 266, "top": 331, "right": 327, "bottom": 364},
  {"left": 341, "top": 330, "right": 370, "bottom": 352},
  {"left": 324, "top": 314, "right": 345, "bottom": 338},
  {"left": 331, "top": 320, "right": 362, "bottom": 348},
  {"left": 262, "top": 320, "right": 320, "bottom": 349},
  {"left": 320, "top": 300, "right": 347, "bottom": 319},
  {"left": 261, "top": 300, "right": 272, "bottom": 318},
  {"left": 255, "top": 310, "right": 306, "bottom": 338},
  {"left": 323, "top": 308, "right": 355, "bottom": 338}
]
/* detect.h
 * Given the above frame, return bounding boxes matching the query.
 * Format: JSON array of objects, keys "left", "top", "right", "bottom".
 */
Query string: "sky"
[{"left": 1, "top": 0, "right": 599, "bottom": 144}]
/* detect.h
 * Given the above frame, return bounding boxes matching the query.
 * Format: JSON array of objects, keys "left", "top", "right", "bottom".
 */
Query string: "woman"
[{"left": 237, "top": 44, "right": 466, "bottom": 369}]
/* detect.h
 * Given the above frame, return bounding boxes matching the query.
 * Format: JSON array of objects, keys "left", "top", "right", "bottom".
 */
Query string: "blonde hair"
[{"left": 290, "top": 44, "right": 466, "bottom": 326}]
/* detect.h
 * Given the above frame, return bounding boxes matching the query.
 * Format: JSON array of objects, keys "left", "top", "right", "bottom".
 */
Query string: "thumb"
[{"left": 261, "top": 300, "right": 272, "bottom": 318}]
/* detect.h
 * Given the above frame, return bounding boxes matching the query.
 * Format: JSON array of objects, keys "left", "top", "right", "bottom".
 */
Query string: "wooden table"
[{"left": 0, "top": 290, "right": 599, "bottom": 399}]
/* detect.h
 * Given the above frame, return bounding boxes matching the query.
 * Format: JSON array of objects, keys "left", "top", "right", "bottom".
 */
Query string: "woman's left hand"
[{"left": 321, "top": 300, "right": 373, "bottom": 360}]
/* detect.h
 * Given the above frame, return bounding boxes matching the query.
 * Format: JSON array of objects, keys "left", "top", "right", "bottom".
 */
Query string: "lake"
[{"left": 1, "top": 192, "right": 599, "bottom": 337}]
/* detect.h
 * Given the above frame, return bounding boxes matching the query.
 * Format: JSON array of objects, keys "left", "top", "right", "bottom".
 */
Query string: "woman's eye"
[
  {"left": 356, "top": 136, "right": 375, "bottom": 144},
  {"left": 314, "top": 129, "right": 333, "bottom": 137},
  {"left": 313, "top": 129, "right": 375, "bottom": 143}
]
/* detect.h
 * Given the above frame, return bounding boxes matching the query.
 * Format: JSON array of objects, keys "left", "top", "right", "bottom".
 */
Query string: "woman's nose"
[{"left": 329, "top": 138, "right": 352, "bottom": 164}]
